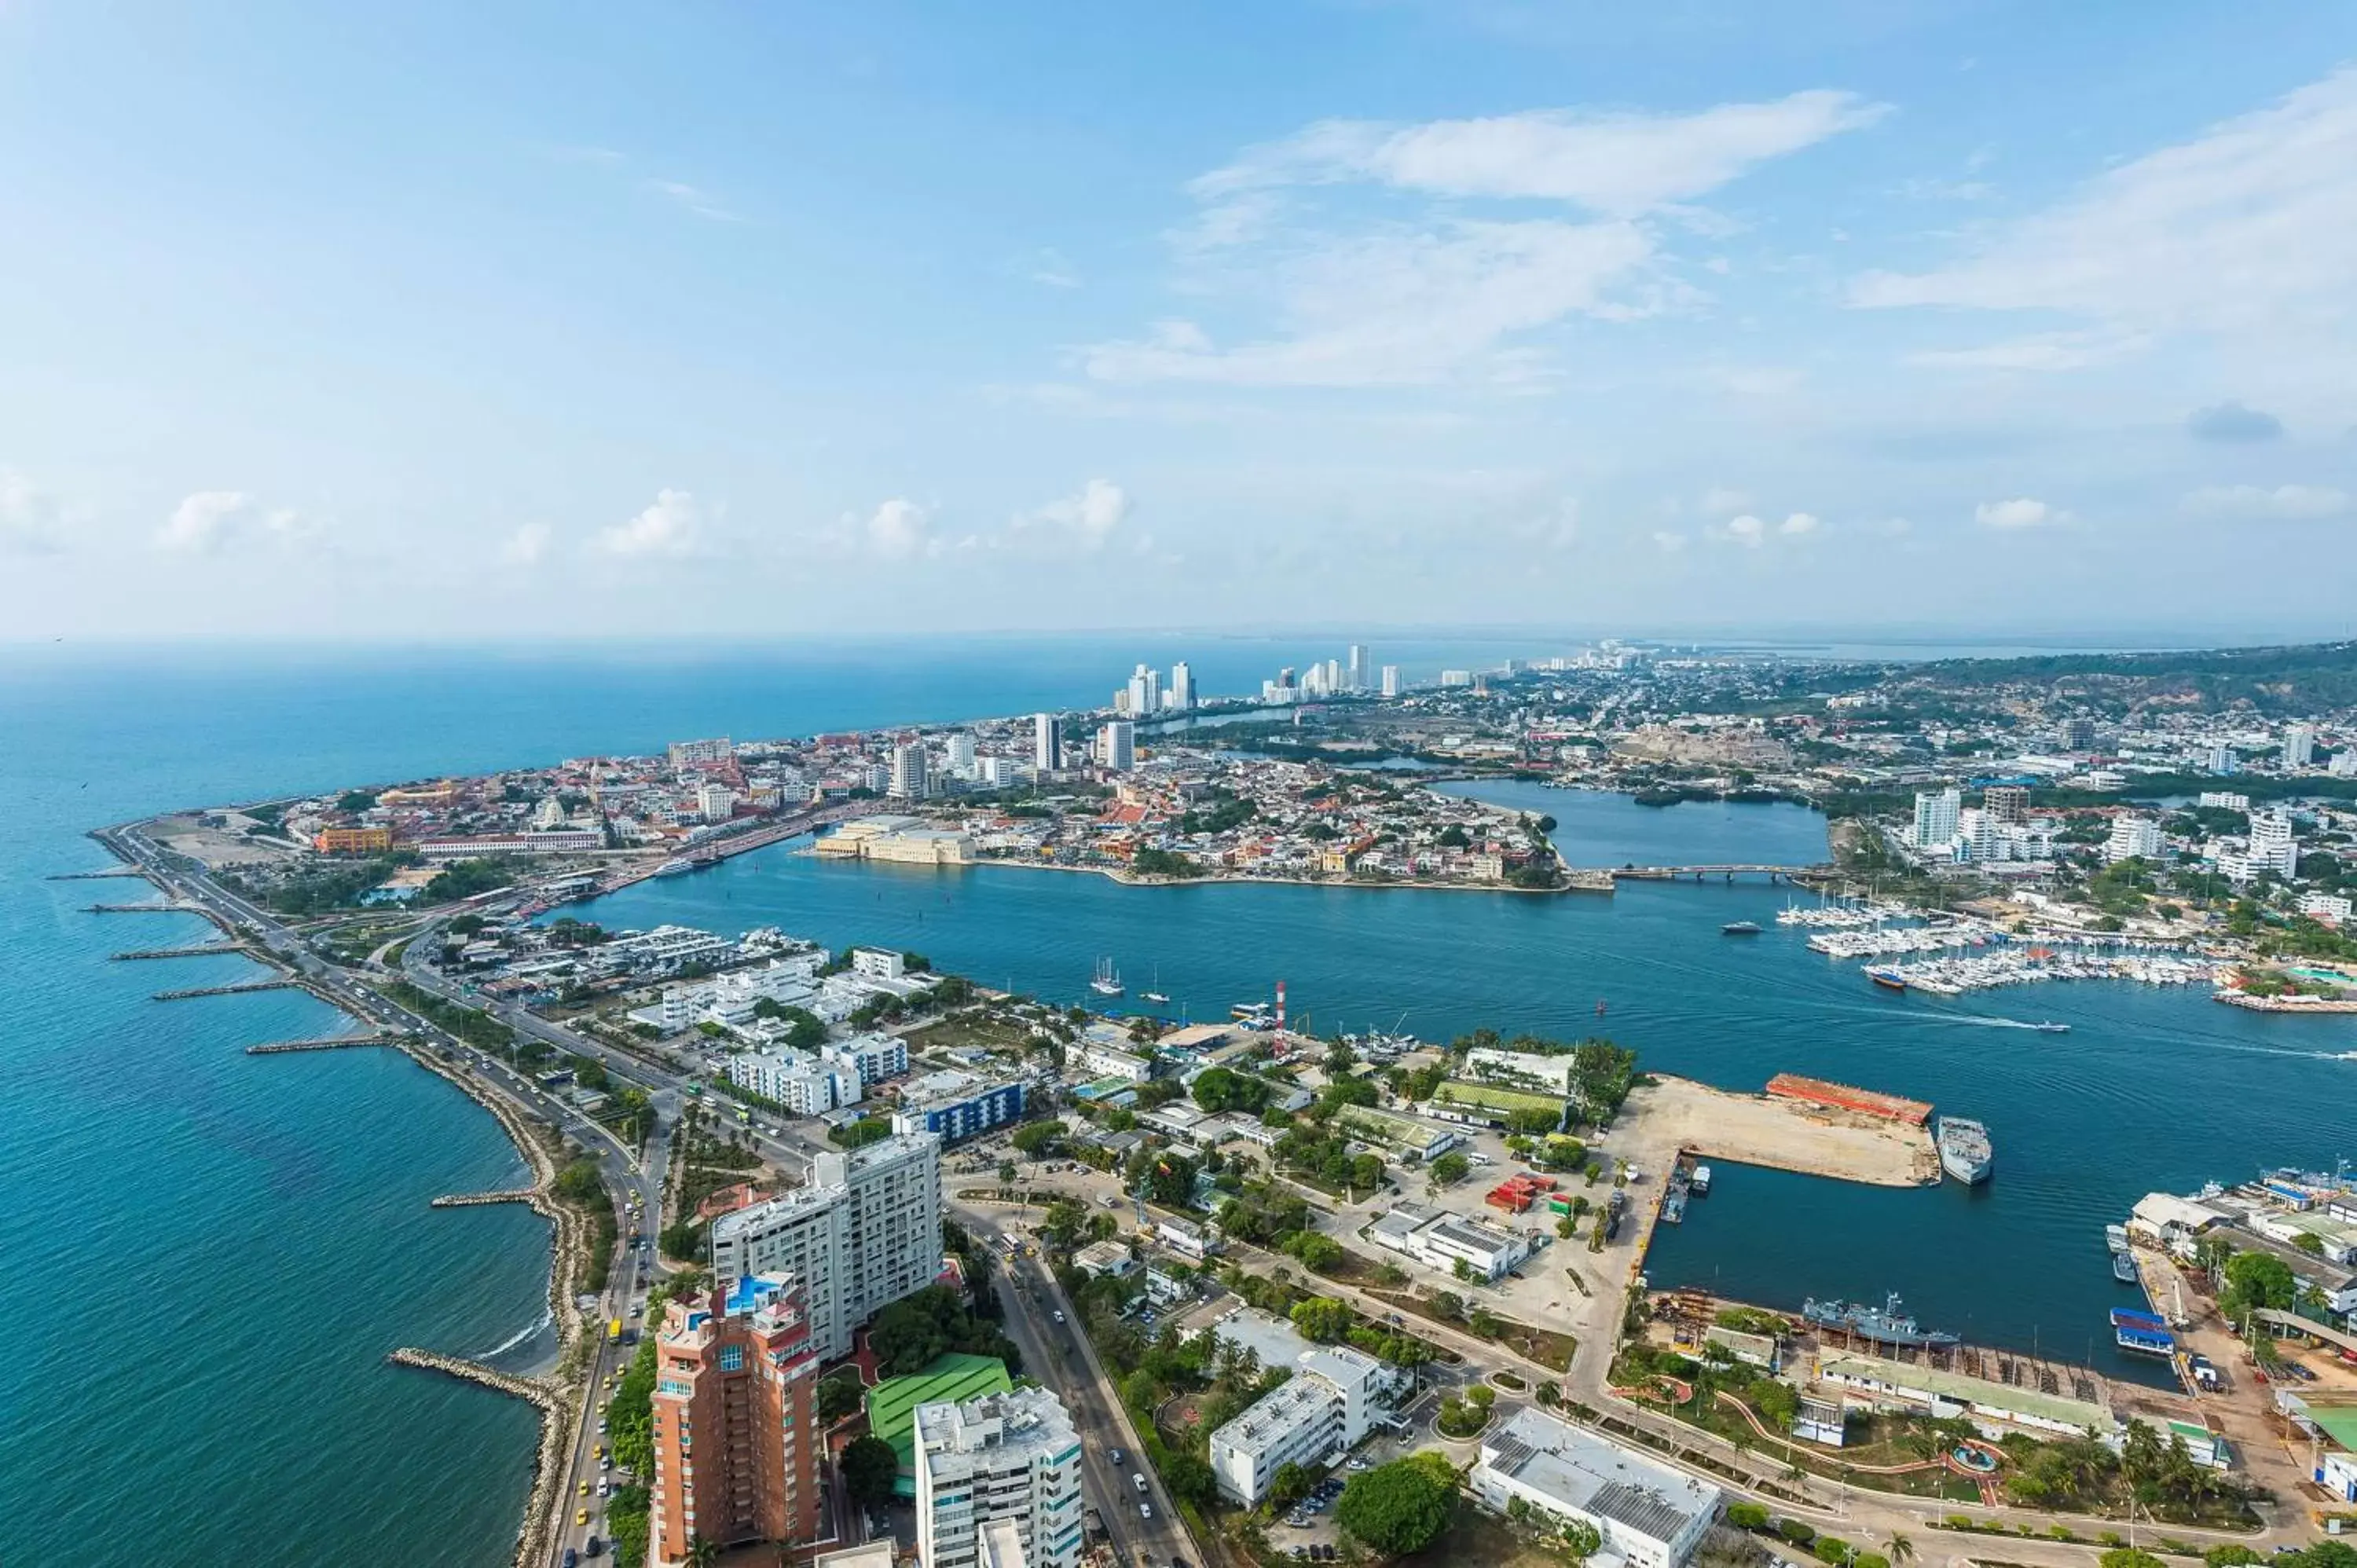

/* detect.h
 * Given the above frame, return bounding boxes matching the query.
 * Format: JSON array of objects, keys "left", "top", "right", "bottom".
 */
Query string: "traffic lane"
[{"left": 991, "top": 1266, "right": 1149, "bottom": 1566}]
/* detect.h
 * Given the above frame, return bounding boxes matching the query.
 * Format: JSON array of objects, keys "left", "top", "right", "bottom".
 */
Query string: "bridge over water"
[{"left": 1607, "top": 863, "right": 1835, "bottom": 882}]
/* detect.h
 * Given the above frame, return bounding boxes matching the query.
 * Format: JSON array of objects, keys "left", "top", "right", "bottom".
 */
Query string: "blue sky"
[{"left": 3, "top": 1, "right": 2355, "bottom": 640}]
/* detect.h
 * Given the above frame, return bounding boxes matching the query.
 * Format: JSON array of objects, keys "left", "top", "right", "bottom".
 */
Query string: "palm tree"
[
  {"left": 1886, "top": 1533, "right": 1915, "bottom": 1565},
  {"left": 685, "top": 1537, "right": 721, "bottom": 1568}
]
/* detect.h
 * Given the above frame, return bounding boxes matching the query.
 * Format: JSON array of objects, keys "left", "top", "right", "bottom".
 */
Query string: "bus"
[{"left": 607, "top": 1317, "right": 622, "bottom": 1343}]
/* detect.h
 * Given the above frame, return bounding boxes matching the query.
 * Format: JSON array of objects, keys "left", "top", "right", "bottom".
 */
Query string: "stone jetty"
[
  {"left": 431, "top": 1188, "right": 540, "bottom": 1208},
  {"left": 244, "top": 1034, "right": 401, "bottom": 1054},
  {"left": 111, "top": 942, "right": 245, "bottom": 961},
  {"left": 387, "top": 1349, "right": 574, "bottom": 1568},
  {"left": 153, "top": 978, "right": 299, "bottom": 1001}
]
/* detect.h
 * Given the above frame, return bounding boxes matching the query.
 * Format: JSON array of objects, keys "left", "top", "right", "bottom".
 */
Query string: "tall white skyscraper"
[
  {"left": 1380, "top": 665, "right": 1400, "bottom": 698},
  {"left": 708, "top": 1133, "right": 944, "bottom": 1361},
  {"left": 915, "top": 1387, "right": 1086, "bottom": 1568},
  {"left": 2249, "top": 811, "right": 2299, "bottom": 877},
  {"left": 1127, "top": 663, "right": 1160, "bottom": 716},
  {"left": 889, "top": 741, "right": 929, "bottom": 800},
  {"left": 1169, "top": 661, "right": 1194, "bottom": 711},
  {"left": 1099, "top": 720, "right": 1135, "bottom": 771},
  {"left": 1347, "top": 645, "right": 1367, "bottom": 691},
  {"left": 1322, "top": 657, "right": 1342, "bottom": 694},
  {"left": 1912, "top": 788, "right": 1961, "bottom": 849},
  {"left": 1032, "top": 713, "right": 1061, "bottom": 775},
  {"left": 947, "top": 732, "right": 977, "bottom": 778},
  {"left": 2284, "top": 724, "right": 2317, "bottom": 768}
]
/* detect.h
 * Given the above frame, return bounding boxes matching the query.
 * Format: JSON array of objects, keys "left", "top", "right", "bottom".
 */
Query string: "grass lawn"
[{"left": 1431, "top": 1080, "right": 1570, "bottom": 1118}]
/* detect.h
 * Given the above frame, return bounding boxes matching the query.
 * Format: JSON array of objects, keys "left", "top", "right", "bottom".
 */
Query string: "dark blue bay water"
[{"left": 5, "top": 635, "right": 2350, "bottom": 1564}]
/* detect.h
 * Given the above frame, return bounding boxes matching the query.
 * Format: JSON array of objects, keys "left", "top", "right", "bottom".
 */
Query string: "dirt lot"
[
  {"left": 1621, "top": 1075, "right": 1939, "bottom": 1188},
  {"left": 147, "top": 811, "right": 306, "bottom": 870}
]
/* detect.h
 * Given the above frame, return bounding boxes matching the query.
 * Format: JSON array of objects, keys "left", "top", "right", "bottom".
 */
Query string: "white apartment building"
[
  {"left": 697, "top": 782, "right": 737, "bottom": 823},
  {"left": 1911, "top": 789, "right": 1961, "bottom": 851},
  {"left": 1472, "top": 1409, "right": 1721, "bottom": 1568},
  {"left": 1210, "top": 1346, "right": 1393, "bottom": 1506},
  {"left": 915, "top": 1387, "right": 1085, "bottom": 1568},
  {"left": 2333, "top": 751, "right": 2357, "bottom": 779},
  {"left": 709, "top": 1133, "right": 943, "bottom": 1360},
  {"left": 979, "top": 756, "right": 1020, "bottom": 787},
  {"left": 1380, "top": 665, "right": 1400, "bottom": 698},
  {"left": 2285, "top": 724, "right": 2317, "bottom": 768},
  {"left": 2297, "top": 892, "right": 2352, "bottom": 926},
  {"left": 2249, "top": 811, "right": 2299, "bottom": 877},
  {"left": 2198, "top": 791, "right": 2252, "bottom": 812},
  {"left": 947, "top": 733, "right": 977, "bottom": 778},
  {"left": 1365, "top": 1203, "right": 1531, "bottom": 1283},
  {"left": 890, "top": 742, "right": 930, "bottom": 800},
  {"left": 1099, "top": 720, "right": 1136, "bottom": 772},
  {"left": 828, "top": 1031, "right": 908, "bottom": 1085},
  {"left": 1076, "top": 1040, "right": 1153, "bottom": 1082},
  {"left": 1169, "top": 661, "right": 1194, "bottom": 711},
  {"left": 728, "top": 1047, "right": 863, "bottom": 1115},
  {"left": 2104, "top": 816, "right": 2165, "bottom": 863},
  {"left": 1032, "top": 713, "right": 1061, "bottom": 775}
]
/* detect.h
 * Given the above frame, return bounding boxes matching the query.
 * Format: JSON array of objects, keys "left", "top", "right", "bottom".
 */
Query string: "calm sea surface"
[{"left": 3, "top": 636, "right": 2349, "bottom": 1565}]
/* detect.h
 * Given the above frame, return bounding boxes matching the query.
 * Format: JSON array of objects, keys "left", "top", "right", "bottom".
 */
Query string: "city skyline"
[{"left": 3, "top": 5, "right": 2356, "bottom": 639}]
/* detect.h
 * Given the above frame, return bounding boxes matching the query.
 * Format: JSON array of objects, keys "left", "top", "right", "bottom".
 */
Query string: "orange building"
[
  {"left": 313, "top": 826, "right": 394, "bottom": 855},
  {"left": 650, "top": 1275, "right": 820, "bottom": 1565}
]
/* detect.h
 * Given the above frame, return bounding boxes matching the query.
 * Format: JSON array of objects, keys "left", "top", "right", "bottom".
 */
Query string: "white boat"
[{"left": 1090, "top": 957, "right": 1124, "bottom": 997}]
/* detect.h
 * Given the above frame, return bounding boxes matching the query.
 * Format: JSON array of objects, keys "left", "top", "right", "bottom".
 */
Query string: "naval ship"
[{"left": 1936, "top": 1116, "right": 1993, "bottom": 1185}]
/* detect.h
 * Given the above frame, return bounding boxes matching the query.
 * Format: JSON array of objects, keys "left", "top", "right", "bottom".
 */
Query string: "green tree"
[
  {"left": 1292, "top": 1295, "right": 1355, "bottom": 1343},
  {"left": 2099, "top": 1551, "right": 2167, "bottom": 1568},
  {"left": 841, "top": 1435, "right": 900, "bottom": 1508},
  {"left": 1336, "top": 1453, "right": 1459, "bottom": 1556},
  {"left": 1428, "top": 1151, "right": 1470, "bottom": 1185},
  {"left": 2221, "top": 1251, "right": 2297, "bottom": 1316}
]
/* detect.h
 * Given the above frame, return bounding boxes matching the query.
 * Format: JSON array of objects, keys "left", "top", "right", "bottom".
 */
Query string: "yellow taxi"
[
  {"left": 575, "top": 1508, "right": 589, "bottom": 1526},
  {"left": 578, "top": 1479, "right": 591, "bottom": 1497}
]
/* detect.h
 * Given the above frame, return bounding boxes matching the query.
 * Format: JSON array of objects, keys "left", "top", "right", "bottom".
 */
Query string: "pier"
[
  {"left": 431, "top": 1188, "right": 539, "bottom": 1208},
  {"left": 86, "top": 901, "right": 203, "bottom": 914},
  {"left": 111, "top": 942, "right": 245, "bottom": 961},
  {"left": 153, "top": 978, "right": 299, "bottom": 1001},
  {"left": 386, "top": 1350, "right": 571, "bottom": 1568},
  {"left": 47, "top": 866, "right": 148, "bottom": 881},
  {"left": 1611, "top": 863, "right": 1832, "bottom": 882},
  {"left": 244, "top": 1034, "right": 401, "bottom": 1054}
]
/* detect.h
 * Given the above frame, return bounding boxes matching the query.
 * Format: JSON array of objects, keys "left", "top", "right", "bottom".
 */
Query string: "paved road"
[{"left": 959, "top": 1210, "right": 1193, "bottom": 1568}]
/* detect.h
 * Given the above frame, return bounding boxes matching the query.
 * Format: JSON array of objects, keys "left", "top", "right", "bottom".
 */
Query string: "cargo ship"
[
  {"left": 1935, "top": 1116, "right": 1993, "bottom": 1185},
  {"left": 1802, "top": 1291, "right": 1960, "bottom": 1349}
]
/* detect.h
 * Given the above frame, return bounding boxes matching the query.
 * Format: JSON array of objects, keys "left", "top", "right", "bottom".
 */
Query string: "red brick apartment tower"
[{"left": 649, "top": 1275, "right": 820, "bottom": 1566}]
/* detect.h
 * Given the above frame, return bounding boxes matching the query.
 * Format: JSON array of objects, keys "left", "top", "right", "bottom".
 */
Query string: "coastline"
[
  {"left": 91, "top": 827, "right": 595, "bottom": 1568},
  {"left": 812, "top": 847, "right": 1620, "bottom": 895}
]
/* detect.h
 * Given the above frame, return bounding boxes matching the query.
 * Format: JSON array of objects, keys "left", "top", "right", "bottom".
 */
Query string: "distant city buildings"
[
  {"left": 1098, "top": 720, "right": 1135, "bottom": 772},
  {"left": 2105, "top": 816, "right": 2164, "bottom": 863},
  {"left": 1911, "top": 788, "right": 1961, "bottom": 849},
  {"left": 890, "top": 741, "right": 930, "bottom": 800},
  {"left": 1380, "top": 665, "right": 1400, "bottom": 698},
  {"left": 1169, "top": 660, "right": 1194, "bottom": 712},
  {"left": 2284, "top": 724, "right": 2317, "bottom": 769},
  {"left": 1032, "top": 713, "right": 1062, "bottom": 775},
  {"left": 667, "top": 736, "right": 735, "bottom": 768}
]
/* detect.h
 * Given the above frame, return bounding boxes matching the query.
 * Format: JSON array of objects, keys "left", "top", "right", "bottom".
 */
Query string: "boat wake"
[{"left": 477, "top": 1305, "right": 554, "bottom": 1361}]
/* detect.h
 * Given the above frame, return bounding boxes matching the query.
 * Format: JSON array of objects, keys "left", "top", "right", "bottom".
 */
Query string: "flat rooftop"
[
  {"left": 1483, "top": 1407, "right": 1720, "bottom": 1546},
  {"left": 1820, "top": 1350, "right": 2112, "bottom": 1431}
]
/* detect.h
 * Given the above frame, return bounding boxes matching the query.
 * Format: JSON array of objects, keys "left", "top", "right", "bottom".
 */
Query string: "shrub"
[
  {"left": 1780, "top": 1519, "right": 1816, "bottom": 1546},
  {"left": 1725, "top": 1504, "right": 1770, "bottom": 1532}
]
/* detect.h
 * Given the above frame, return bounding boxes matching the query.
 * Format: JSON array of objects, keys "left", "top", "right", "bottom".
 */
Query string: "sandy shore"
[{"left": 1622, "top": 1074, "right": 1941, "bottom": 1187}]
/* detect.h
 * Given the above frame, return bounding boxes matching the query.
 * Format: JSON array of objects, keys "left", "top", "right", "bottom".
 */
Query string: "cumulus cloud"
[
  {"left": 1090, "top": 90, "right": 1885, "bottom": 388},
  {"left": 156, "top": 491, "right": 306, "bottom": 554},
  {"left": 2182, "top": 483, "right": 2348, "bottom": 520},
  {"left": 1699, "top": 486, "right": 1750, "bottom": 515},
  {"left": 1713, "top": 514, "right": 1767, "bottom": 547},
  {"left": 1780, "top": 512, "right": 1821, "bottom": 536},
  {"left": 500, "top": 522, "right": 554, "bottom": 566},
  {"left": 866, "top": 498, "right": 933, "bottom": 560},
  {"left": 1974, "top": 497, "right": 2062, "bottom": 529},
  {"left": 2186, "top": 401, "right": 2285, "bottom": 443},
  {"left": 1652, "top": 529, "right": 1688, "bottom": 552},
  {"left": 1017, "top": 479, "right": 1130, "bottom": 548},
  {"left": 595, "top": 489, "right": 702, "bottom": 557},
  {"left": 0, "top": 471, "right": 66, "bottom": 554},
  {"left": 1853, "top": 67, "right": 2357, "bottom": 361}
]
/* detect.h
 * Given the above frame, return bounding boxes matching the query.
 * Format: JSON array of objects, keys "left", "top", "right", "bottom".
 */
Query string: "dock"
[
  {"left": 153, "top": 979, "right": 299, "bottom": 1001},
  {"left": 431, "top": 1189, "right": 539, "bottom": 1208},
  {"left": 87, "top": 901, "right": 203, "bottom": 914},
  {"left": 245, "top": 1034, "right": 400, "bottom": 1054},
  {"left": 111, "top": 943, "right": 244, "bottom": 961}
]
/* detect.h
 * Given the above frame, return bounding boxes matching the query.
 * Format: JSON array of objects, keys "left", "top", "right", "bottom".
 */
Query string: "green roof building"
[{"left": 865, "top": 1352, "right": 1014, "bottom": 1499}]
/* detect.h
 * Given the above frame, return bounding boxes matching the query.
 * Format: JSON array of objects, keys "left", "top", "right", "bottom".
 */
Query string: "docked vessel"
[
  {"left": 1935, "top": 1116, "right": 1993, "bottom": 1185},
  {"left": 1721, "top": 921, "right": 1764, "bottom": 936},
  {"left": 1802, "top": 1291, "right": 1960, "bottom": 1349},
  {"left": 653, "top": 858, "right": 695, "bottom": 877},
  {"left": 1689, "top": 1163, "right": 1714, "bottom": 1196},
  {"left": 1866, "top": 966, "right": 1908, "bottom": 991},
  {"left": 2111, "top": 1307, "right": 2175, "bottom": 1356},
  {"left": 2112, "top": 1251, "right": 2139, "bottom": 1284},
  {"left": 1091, "top": 958, "right": 1124, "bottom": 997},
  {"left": 2105, "top": 1222, "right": 2131, "bottom": 1254}
]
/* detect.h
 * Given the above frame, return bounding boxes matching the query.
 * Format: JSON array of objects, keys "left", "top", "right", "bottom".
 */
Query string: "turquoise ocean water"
[{"left": 4, "top": 636, "right": 2351, "bottom": 1564}]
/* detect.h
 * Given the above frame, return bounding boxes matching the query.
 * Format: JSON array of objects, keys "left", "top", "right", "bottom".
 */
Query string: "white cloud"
[
  {"left": 1193, "top": 91, "right": 1888, "bottom": 217},
  {"left": 1974, "top": 497, "right": 2061, "bottom": 529},
  {"left": 1018, "top": 479, "right": 1130, "bottom": 548},
  {"left": 1094, "top": 90, "right": 1885, "bottom": 388},
  {"left": 2182, "top": 483, "right": 2348, "bottom": 520},
  {"left": 1699, "top": 486, "right": 1750, "bottom": 515},
  {"left": 156, "top": 491, "right": 307, "bottom": 554},
  {"left": 866, "top": 498, "right": 933, "bottom": 560},
  {"left": 1652, "top": 529, "right": 1688, "bottom": 552},
  {"left": 1086, "top": 218, "right": 1658, "bottom": 387},
  {"left": 1780, "top": 511, "right": 1820, "bottom": 536},
  {"left": 1908, "top": 330, "right": 2146, "bottom": 372},
  {"left": 0, "top": 471, "right": 65, "bottom": 554},
  {"left": 1714, "top": 514, "right": 1767, "bottom": 547},
  {"left": 646, "top": 180, "right": 739, "bottom": 222},
  {"left": 1853, "top": 68, "right": 2357, "bottom": 354},
  {"left": 595, "top": 489, "right": 702, "bottom": 557},
  {"left": 500, "top": 522, "right": 554, "bottom": 566}
]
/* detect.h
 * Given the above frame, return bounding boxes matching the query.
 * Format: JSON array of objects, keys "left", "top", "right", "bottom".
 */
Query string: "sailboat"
[
  {"left": 1140, "top": 963, "right": 1170, "bottom": 1006},
  {"left": 1091, "top": 957, "right": 1124, "bottom": 997}
]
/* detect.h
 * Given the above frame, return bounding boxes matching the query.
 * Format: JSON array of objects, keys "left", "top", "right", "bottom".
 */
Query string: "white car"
[{"left": 1140, "top": 1503, "right": 1153, "bottom": 1520}]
